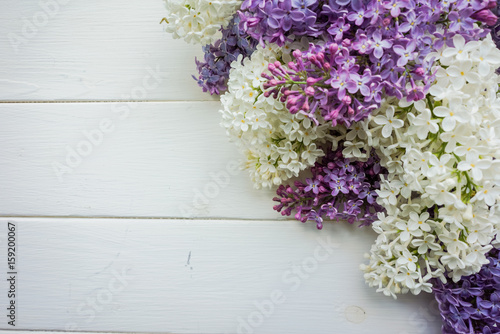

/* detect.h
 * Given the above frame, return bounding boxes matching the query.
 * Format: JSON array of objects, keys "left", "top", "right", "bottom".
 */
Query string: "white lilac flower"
[
  {"left": 411, "top": 235, "right": 441, "bottom": 254},
  {"left": 472, "top": 181, "right": 500, "bottom": 206},
  {"left": 372, "top": 106, "right": 404, "bottom": 138},
  {"left": 407, "top": 108, "right": 439, "bottom": 140},
  {"left": 162, "top": 0, "right": 241, "bottom": 45},
  {"left": 360, "top": 35, "right": 500, "bottom": 297},
  {"left": 432, "top": 98, "right": 470, "bottom": 132},
  {"left": 219, "top": 45, "right": 329, "bottom": 188},
  {"left": 444, "top": 60, "right": 480, "bottom": 90}
]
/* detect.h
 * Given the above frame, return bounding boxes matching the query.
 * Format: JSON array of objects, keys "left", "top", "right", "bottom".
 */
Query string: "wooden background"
[{"left": 0, "top": 1, "right": 441, "bottom": 333}]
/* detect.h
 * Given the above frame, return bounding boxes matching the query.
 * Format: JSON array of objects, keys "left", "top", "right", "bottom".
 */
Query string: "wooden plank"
[
  {"left": 0, "top": 0, "right": 213, "bottom": 101},
  {"left": 0, "top": 218, "right": 440, "bottom": 333},
  {"left": 0, "top": 101, "right": 283, "bottom": 219}
]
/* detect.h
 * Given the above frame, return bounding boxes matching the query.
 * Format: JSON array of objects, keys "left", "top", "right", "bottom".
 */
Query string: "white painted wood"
[
  {"left": 0, "top": 102, "right": 281, "bottom": 219},
  {"left": 0, "top": 218, "right": 441, "bottom": 333},
  {"left": 0, "top": 0, "right": 214, "bottom": 101}
]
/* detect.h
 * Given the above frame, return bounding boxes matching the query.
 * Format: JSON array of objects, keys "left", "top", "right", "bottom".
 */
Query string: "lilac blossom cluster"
[
  {"left": 239, "top": 0, "right": 496, "bottom": 48},
  {"left": 238, "top": 0, "right": 325, "bottom": 46},
  {"left": 193, "top": 16, "right": 258, "bottom": 95},
  {"left": 263, "top": 43, "right": 382, "bottom": 127},
  {"left": 433, "top": 247, "right": 500, "bottom": 334},
  {"left": 260, "top": 0, "right": 497, "bottom": 126},
  {"left": 273, "top": 144, "right": 385, "bottom": 229}
]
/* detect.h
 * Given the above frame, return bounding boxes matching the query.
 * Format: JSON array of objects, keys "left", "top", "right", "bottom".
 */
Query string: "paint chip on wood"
[{"left": 345, "top": 305, "right": 366, "bottom": 324}]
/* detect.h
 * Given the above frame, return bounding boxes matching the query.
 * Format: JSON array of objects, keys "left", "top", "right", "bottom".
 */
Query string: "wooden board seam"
[
  {"left": 0, "top": 100, "right": 218, "bottom": 104},
  {"left": 0, "top": 216, "right": 295, "bottom": 221}
]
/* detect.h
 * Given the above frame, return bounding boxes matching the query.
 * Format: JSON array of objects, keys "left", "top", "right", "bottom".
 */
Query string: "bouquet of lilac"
[{"left": 162, "top": 0, "right": 500, "bottom": 331}]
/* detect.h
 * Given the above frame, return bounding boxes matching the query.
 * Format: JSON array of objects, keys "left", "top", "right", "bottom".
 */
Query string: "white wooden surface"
[
  {"left": 0, "top": 0, "right": 213, "bottom": 101},
  {"left": 0, "top": 1, "right": 443, "bottom": 333},
  {"left": 0, "top": 218, "right": 440, "bottom": 334},
  {"left": 0, "top": 102, "right": 279, "bottom": 219}
]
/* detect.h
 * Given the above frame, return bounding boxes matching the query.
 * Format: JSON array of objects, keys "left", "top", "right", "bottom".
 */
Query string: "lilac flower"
[
  {"left": 305, "top": 178, "right": 321, "bottom": 194},
  {"left": 249, "top": 0, "right": 497, "bottom": 136},
  {"left": 327, "top": 17, "right": 350, "bottom": 42},
  {"left": 393, "top": 40, "right": 417, "bottom": 67},
  {"left": 448, "top": 9, "right": 475, "bottom": 32},
  {"left": 330, "top": 69, "right": 356, "bottom": 99},
  {"left": 351, "top": 69, "right": 377, "bottom": 97},
  {"left": 238, "top": 0, "right": 321, "bottom": 46},
  {"left": 384, "top": 0, "right": 407, "bottom": 17},
  {"left": 265, "top": 43, "right": 383, "bottom": 127},
  {"left": 337, "top": 159, "right": 355, "bottom": 173},
  {"left": 370, "top": 31, "right": 392, "bottom": 59},
  {"left": 433, "top": 30, "right": 455, "bottom": 49},
  {"left": 271, "top": 0, "right": 306, "bottom": 31},
  {"left": 347, "top": 171, "right": 365, "bottom": 183},
  {"left": 273, "top": 144, "right": 385, "bottom": 228},
  {"left": 193, "top": 15, "right": 257, "bottom": 95},
  {"left": 433, "top": 247, "right": 500, "bottom": 334},
  {"left": 365, "top": 2, "right": 384, "bottom": 24},
  {"left": 452, "top": 280, "right": 484, "bottom": 299},
  {"left": 398, "top": 11, "right": 423, "bottom": 36},
  {"left": 332, "top": 180, "right": 349, "bottom": 196},
  {"left": 334, "top": 51, "right": 357, "bottom": 69},
  {"left": 291, "top": 0, "right": 316, "bottom": 17},
  {"left": 321, "top": 203, "right": 338, "bottom": 219},
  {"left": 352, "top": 34, "right": 372, "bottom": 54},
  {"left": 359, "top": 186, "right": 376, "bottom": 204},
  {"left": 380, "top": 60, "right": 402, "bottom": 82},
  {"left": 406, "top": 78, "right": 425, "bottom": 101},
  {"left": 479, "top": 292, "right": 500, "bottom": 317},
  {"left": 346, "top": 199, "right": 363, "bottom": 215},
  {"left": 347, "top": 8, "right": 366, "bottom": 26}
]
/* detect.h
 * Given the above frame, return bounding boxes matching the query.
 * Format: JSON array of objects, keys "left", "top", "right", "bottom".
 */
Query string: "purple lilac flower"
[
  {"left": 370, "top": 30, "right": 392, "bottom": 59},
  {"left": 263, "top": 43, "right": 382, "bottom": 128},
  {"left": 352, "top": 34, "right": 372, "bottom": 54},
  {"left": 273, "top": 144, "right": 385, "bottom": 229},
  {"left": 328, "top": 17, "right": 350, "bottom": 42},
  {"left": 393, "top": 40, "right": 417, "bottom": 67},
  {"left": 384, "top": 0, "right": 407, "bottom": 17},
  {"left": 433, "top": 247, "right": 500, "bottom": 334},
  {"left": 488, "top": 0, "right": 500, "bottom": 48},
  {"left": 193, "top": 15, "right": 257, "bottom": 95},
  {"left": 243, "top": 0, "right": 497, "bottom": 109},
  {"left": 347, "top": 8, "right": 367, "bottom": 26},
  {"left": 238, "top": 0, "right": 324, "bottom": 46},
  {"left": 448, "top": 9, "right": 475, "bottom": 32}
]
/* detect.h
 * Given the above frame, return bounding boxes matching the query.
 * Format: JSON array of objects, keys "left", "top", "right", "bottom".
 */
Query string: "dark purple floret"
[
  {"left": 488, "top": 0, "right": 500, "bottom": 48},
  {"left": 193, "top": 15, "right": 258, "bottom": 95}
]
